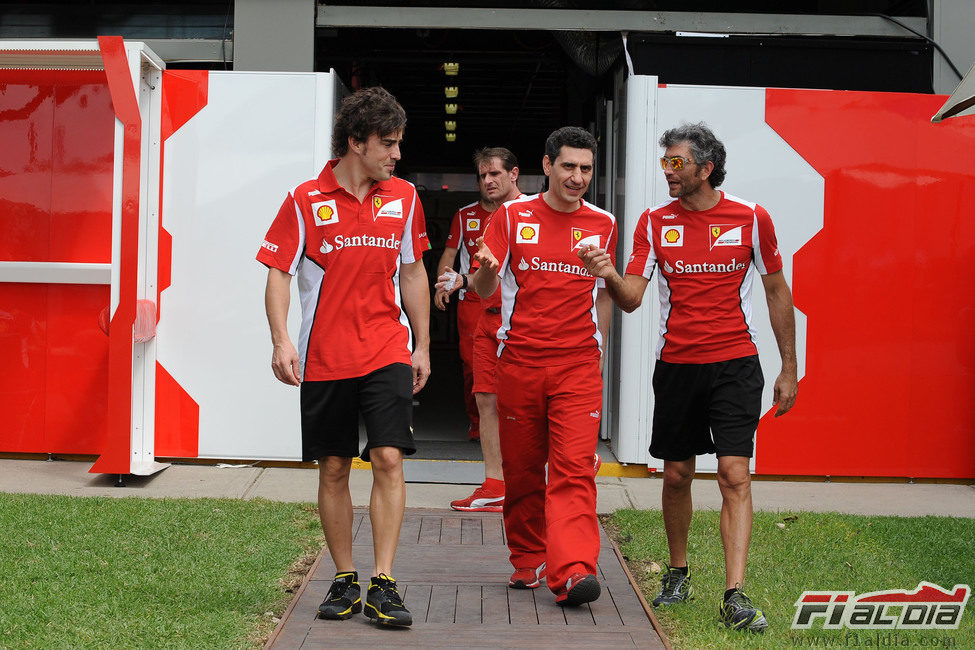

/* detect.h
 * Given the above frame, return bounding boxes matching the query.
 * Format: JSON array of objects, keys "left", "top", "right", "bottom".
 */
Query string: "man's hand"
[
  {"left": 411, "top": 347, "right": 431, "bottom": 394},
  {"left": 473, "top": 236, "right": 499, "bottom": 273},
  {"left": 577, "top": 244, "right": 617, "bottom": 280},
  {"left": 271, "top": 341, "right": 301, "bottom": 386},
  {"left": 772, "top": 370, "right": 798, "bottom": 417},
  {"left": 434, "top": 266, "right": 464, "bottom": 310}
]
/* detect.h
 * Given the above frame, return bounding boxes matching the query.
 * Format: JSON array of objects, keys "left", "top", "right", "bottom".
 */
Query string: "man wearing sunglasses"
[{"left": 578, "top": 122, "right": 797, "bottom": 633}]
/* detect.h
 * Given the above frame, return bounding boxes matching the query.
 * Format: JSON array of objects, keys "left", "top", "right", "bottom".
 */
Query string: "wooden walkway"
[{"left": 267, "top": 509, "right": 666, "bottom": 648}]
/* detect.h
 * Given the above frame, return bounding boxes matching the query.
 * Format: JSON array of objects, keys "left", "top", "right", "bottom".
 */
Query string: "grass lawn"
[
  {"left": 0, "top": 494, "right": 322, "bottom": 649},
  {"left": 608, "top": 509, "right": 975, "bottom": 650}
]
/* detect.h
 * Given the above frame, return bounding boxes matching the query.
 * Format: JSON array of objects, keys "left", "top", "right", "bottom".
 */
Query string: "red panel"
[
  {"left": 0, "top": 284, "right": 109, "bottom": 454},
  {"left": 153, "top": 363, "right": 199, "bottom": 457},
  {"left": 0, "top": 70, "right": 55, "bottom": 262},
  {"left": 758, "top": 89, "right": 975, "bottom": 478},
  {"left": 50, "top": 73, "right": 114, "bottom": 263},
  {"left": 0, "top": 285, "right": 48, "bottom": 451},
  {"left": 161, "top": 70, "right": 208, "bottom": 142},
  {"left": 0, "top": 69, "right": 112, "bottom": 264},
  {"left": 43, "top": 284, "right": 110, "bottom": 453},
  {"left": 0, "top": 69, "right": 115, "bottom": 456}
]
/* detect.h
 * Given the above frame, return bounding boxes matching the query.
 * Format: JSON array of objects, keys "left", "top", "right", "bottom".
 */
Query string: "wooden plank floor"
[{"left": 268, "top": 509, "right": 665, "bottom": 648}]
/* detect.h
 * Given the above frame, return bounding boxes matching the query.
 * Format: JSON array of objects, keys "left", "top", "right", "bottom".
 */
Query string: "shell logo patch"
[
  {"left": 571, "top": 227, "right": 601, "bottom": 251},
  {"left": 516, "top": 223, "right": 540, "bottom": 244},
  {"left": 312, "top": 199, "right": 339, "bottom": 226},
  {"left": 660, "top": 225, "right": 684, "bottom": 247},
  {"left": 709, "top": 224, "right": 743, "bottom": 249},
  {"left": 466, "top": 218, "right": 481, "bottom": 232}
]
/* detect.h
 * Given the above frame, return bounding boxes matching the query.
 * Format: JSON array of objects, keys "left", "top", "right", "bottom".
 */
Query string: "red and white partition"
[
  {"left": 613, "top": 75, "right": 975, "bottom": 478},
  {"left": 154, "top": 70, "right": 341, "bottom": 460},
  {"left": 0, "top": 38, "right": 165, "bottom": 475}
]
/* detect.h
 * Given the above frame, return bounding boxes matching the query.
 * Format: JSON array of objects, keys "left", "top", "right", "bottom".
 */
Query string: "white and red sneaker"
[
  {"left": 556, "top": 572, "right": 601, "bottom": 606},
  {"left": 450, "top": 479, "right": 504, "bottom": 512},
  {"left": 508, "top": 563, "right": 546, "bottom": 589}
]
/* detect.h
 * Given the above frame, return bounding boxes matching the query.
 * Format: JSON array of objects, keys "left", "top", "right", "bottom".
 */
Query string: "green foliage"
[
  {"left": 0, "top": 494, "right": 321, "bottom": 649},
  {"left": 610, "top": 509, "right": 975, "bottom": 650}
]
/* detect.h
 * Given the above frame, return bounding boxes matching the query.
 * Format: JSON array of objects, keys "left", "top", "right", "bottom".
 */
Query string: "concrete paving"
[{"left": 0, "top": 458, "right": 972, "bottom": 517}]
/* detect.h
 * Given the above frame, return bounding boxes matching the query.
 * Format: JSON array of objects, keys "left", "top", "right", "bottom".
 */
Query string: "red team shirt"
[
  {"left": 482, "top": 194, "right": 618, "bottom": 366},
  {"left": 625, "top": 191, "right": 782, "bottom": 364},
  {"left": 445, "top": 201, "right": 492, "bottom": 303},
  {"left": 256, "top": 160, "right": 429, "bottom": 381}
]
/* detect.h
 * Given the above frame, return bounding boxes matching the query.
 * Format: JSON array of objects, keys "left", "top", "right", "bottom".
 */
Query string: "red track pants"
[
  {"left": 456, "top": 297, "right": 481, "bottom": 433},
  {"left": 495, "top": 358, "right": 602, "bottom": 594}
]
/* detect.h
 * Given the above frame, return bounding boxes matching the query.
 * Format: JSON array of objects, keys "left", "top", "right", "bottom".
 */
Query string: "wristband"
[{"left": 461, "top": 274, "right": 469, "bottom": 289}]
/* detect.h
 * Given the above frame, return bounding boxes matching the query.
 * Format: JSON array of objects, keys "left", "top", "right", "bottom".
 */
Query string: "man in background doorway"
[{"left": 435, "top": 147, "right": 522, "bottom": 513}]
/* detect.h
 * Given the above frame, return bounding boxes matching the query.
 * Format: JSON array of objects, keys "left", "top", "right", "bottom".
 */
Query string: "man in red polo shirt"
[
  {"left": 434, "top": 149, "right": 519, "bottom": 444},
  {"left": 258, "top": 87, "right": 429, "bottom": 627},
  {"left": 471, "top": 127, "right": 616, "bottom": 607},
  {"left": 435, "top": 147, "right": 522, "bottom": 513},
  {"left": 578, "top": 122, "right": 798, "bottom": 632}
]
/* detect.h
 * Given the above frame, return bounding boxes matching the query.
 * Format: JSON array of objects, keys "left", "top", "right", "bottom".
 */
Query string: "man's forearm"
[
  {"left": 401, "top": 263, "right": 431, "bottom": 349},
  {"left": 436, "top": 247, "right": 458, "bottom": 274},
  {"left": 596, "top": 288, "right": 612, "bottom": 348},
  {"left": 265, "top": 268, "right": 293, "bottom": 345},
  {"left": 605, "top": 271, "right": 647, "bottom": 313},
  {"left": 472, "top": 264, "right": 499, "bottom": 299},
  {"left": 767, "top": 288, "right": 797, "bottom": 373}
]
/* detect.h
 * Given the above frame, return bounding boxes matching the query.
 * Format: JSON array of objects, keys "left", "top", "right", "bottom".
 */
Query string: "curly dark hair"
[
  {"left": 544, "top": 126, "right": 596, "bottom": 163},
  {"left": 331, "top": 87, "right": 407, "bottom": 157},
  {"left": 659, "top": 122, "right": 727, "bottom": 187}
]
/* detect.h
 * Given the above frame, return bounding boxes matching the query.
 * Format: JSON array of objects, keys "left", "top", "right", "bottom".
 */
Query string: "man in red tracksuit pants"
[{"left": 472, "top": 126, "right": 617, "bottom": 606}]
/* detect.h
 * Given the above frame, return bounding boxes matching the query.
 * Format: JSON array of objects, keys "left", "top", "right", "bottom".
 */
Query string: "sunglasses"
[{"left": 660, "top": 156, "right": 697, "bottom": 171}]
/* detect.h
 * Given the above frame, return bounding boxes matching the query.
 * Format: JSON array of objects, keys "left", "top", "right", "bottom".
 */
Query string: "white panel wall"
[
  {"left": 158, "top": 71, "right": 338, "bottom": 459},
  {"left": 614, "top": 79, "right": 823, "bottom": 470},
  {"left": 613, "top": 75, "right": 658, "bottom": 465}
]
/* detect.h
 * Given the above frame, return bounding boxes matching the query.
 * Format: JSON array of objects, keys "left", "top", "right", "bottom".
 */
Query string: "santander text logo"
[{"left": 669, "top": 258, "right": 748, "bottom": 274}]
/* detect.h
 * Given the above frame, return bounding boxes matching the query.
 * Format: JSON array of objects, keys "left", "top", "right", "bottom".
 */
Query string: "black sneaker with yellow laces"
[
  {"left": 364, "top": 573, "right": 412, "bottom": 626},
  {"left": 317, "top": 571, "right": 362, "bottom": 620}
]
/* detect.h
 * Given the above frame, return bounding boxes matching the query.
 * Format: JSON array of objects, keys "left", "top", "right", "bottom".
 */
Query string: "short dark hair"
[
  {"left": 473, "top": 147, "right": 518, "bottom": 173},
  {"left": 331, "top": 87, "right": 407, "bottom": 157},
  {"left": 659, "top": 122, "right": 727, "bottom": 188},
  {"left": 544, "top": 126, "right": 596, "bottom": 163}
]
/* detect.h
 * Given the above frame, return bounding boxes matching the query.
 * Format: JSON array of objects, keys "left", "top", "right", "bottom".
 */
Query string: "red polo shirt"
[
  {"left": 445, "top": 201, "right": 492, "bottom": 302},
  {"left": 481, "top": 194, "right": 617, "bottom": 367},
  {"left": 257, "top": 159, "right": 429, "bottom": 380},
  {"left": 625, "top": 191, "right": 782, "bottom": 364}
]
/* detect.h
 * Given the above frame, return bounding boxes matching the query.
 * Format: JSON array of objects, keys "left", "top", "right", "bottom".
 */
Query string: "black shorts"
[
  {"left": 650, "top": 355, "right": 763, "bottom": 461},
  {"left": 300, "top": 362, "right": 416, "bottom": 463}
]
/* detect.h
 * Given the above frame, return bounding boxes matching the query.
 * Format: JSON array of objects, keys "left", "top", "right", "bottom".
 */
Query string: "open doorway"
[{"left": 317, "top": 27, "right": 618, "bottom": 459}]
